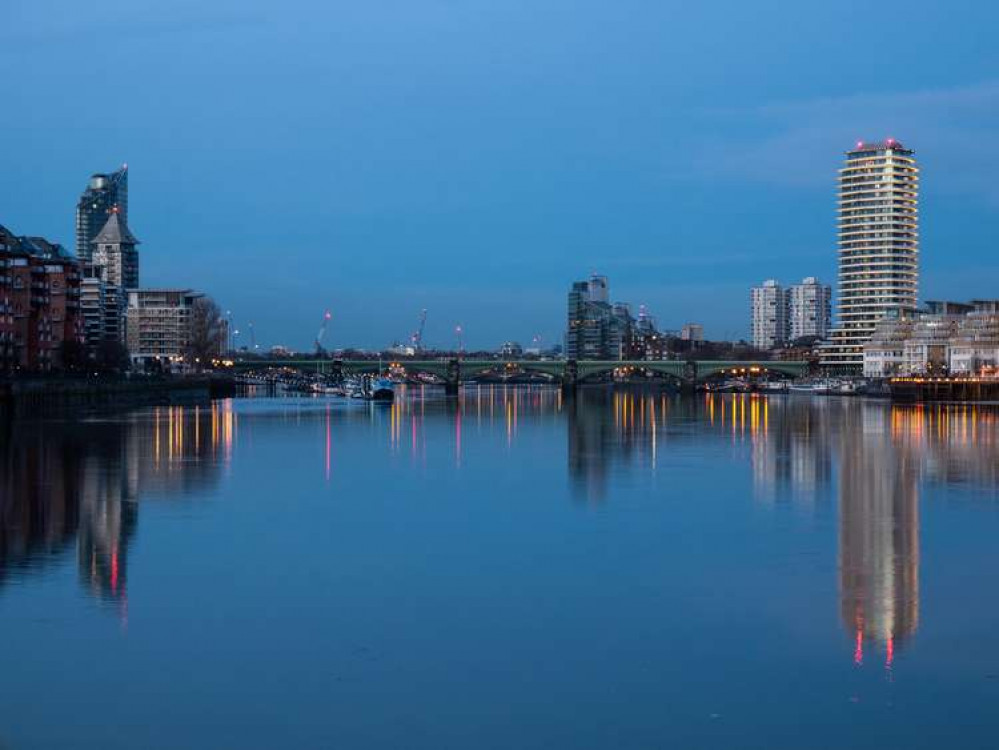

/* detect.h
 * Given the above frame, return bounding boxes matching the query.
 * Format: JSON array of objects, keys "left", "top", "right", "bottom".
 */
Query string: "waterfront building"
[
  {"left": 862, "top": 300, "right": 999, "bottom": 377},
  {"left": 126, "top": 289, "right": 202, "bottom": 370},
  {"left": 751, "top": 279, "right": 788, "bottom": 350},
  {"left": 500, "top": 341, "right": 523, "bottom": 358},
  {"left": 862, "top": 311, "right": 913, "bottom": 378},
  {"left": 90, "top": 209, "right": 140, "bottom": 291},
  {"left": 822, "top": 140, "right": 920, "bottom": 369},
  {"left": 0, "top": 229, "right": 14, "bottom": 371},
  {"left": 75, "top": 166, "right": 128, "bottom": 262},
  {"left": 566, "top": 274, "right": 628, "bottom": 360},
  {"left": 788, "top": 277, "right": 832, "bottom": 341},
  {"left": 0, "top": 224, "right": 82, "bottom": 371},
  {"left": 80, "top": 271, "right": 124, "bottom": 349},
  {"left": 947, "top": 301, "right": 999, "bottom": 375},
  {"left": 566, "top": 275, "right": 673, "bottom": 360}
]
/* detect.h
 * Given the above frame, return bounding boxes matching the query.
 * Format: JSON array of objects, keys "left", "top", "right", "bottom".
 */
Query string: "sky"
[{"left": 3, "top": 0, "right": 999, "bottom": 351}]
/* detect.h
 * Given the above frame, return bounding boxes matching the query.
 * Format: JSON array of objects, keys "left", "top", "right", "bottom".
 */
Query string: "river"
[{"left": 2, "top": 386, "right": 998, "bottom": 748}]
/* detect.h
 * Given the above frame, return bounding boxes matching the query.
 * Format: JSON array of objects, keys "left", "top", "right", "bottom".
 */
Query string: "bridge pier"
[
  {"left": 560, "top": 359, "right": 578, "bottom": 396},
  {"left": 680, "top": 360, "right": 698, "bottom": 395},
  {"left": 444, "top": 358, "right": 461, "bottom": 397}
]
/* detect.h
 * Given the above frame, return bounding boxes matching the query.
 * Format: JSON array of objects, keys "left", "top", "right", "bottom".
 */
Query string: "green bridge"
[{"left": 231, "top": 358, "right": 810, "bottom": 393}]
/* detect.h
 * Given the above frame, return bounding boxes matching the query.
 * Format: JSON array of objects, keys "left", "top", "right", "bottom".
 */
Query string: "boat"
[
  {"left": 836, "top": 379, "right": 860, "bottom": 395},
  {"left": 369, "top": 377, "right": 395, "bottom": 402},
  {"left": 347, "top": 374, "right": 395, "bottom": 402},
  {"left": 788, "top": 380, "right": 833, "bottom": 395}
]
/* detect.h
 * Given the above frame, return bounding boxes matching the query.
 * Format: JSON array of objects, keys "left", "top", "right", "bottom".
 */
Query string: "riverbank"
[{"left": 0, "top": 375, "right": 239, "bottom": 418}]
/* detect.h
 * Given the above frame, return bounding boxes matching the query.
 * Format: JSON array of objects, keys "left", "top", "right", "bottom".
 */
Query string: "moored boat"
[{"left": 369, "top": 377, "right": 395, "bottom": 402}]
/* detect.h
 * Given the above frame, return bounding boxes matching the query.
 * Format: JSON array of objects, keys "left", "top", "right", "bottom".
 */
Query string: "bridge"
[{"left": 230, "top": 358, "right": 810, "bottom": 393}]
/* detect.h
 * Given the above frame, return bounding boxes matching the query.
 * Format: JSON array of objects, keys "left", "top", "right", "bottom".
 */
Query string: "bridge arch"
[{"left": 694, "top": 361, "right": 808, "bottom": 381}]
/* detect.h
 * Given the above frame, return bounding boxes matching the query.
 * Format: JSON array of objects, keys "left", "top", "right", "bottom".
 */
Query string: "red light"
[{"left": 111, "top": 549, "right": 119, "bottom": 595}]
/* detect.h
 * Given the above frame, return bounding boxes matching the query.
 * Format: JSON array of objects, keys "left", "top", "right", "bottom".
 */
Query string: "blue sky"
[{"left": 3, "top": 0, "right": 999, "bottom": 350}]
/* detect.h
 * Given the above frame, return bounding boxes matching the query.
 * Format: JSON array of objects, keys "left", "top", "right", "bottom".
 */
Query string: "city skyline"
[{"left": 4, "top": 1, "right": 999, "bottom": 350}]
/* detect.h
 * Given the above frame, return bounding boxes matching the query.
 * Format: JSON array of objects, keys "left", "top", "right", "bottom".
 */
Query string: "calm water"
[{"left": 2, "top": 387, "right": 999, "bottom": 749}]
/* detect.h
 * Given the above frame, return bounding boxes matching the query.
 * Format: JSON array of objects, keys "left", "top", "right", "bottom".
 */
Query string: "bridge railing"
[{"left": 229, "top": 357, "right": 809, "bottom": 385}]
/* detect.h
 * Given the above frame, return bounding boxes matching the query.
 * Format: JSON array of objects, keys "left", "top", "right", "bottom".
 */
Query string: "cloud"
[{"left": 677, "top": 80, "right": 999, "bottom": 202}]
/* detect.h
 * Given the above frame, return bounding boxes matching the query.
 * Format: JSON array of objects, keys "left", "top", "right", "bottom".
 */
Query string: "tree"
[
  {"left": 95, "top": 339, "right": 130, "bottom": 373},
  {"left": 186, "top": 296, "right": 225, "bottom": 370},
  {"left": 59, "top": 339, "right": 88, "bottom": 373}
]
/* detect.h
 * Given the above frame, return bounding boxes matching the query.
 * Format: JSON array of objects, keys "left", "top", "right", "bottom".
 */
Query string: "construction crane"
[
  {"left": 315, "top": 310, "right": 332, "bottom": 355},
  {"left": 410, "top": 309, "right": 428, "bottom": 352}
]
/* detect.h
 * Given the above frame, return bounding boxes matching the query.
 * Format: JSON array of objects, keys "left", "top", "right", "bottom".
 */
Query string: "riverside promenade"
[{"left": 0, "top": 375, "right": 238, "bottom": 417}]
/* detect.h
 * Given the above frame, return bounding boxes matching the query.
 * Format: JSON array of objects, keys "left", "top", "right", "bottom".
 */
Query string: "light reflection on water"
[{"left": 1, "top": 387, "right": 999, "bottom": 748}]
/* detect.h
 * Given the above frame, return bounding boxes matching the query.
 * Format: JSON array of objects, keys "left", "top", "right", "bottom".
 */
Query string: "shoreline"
[{"left": 0, "top": 375, "right": 240, "bottom": 418}]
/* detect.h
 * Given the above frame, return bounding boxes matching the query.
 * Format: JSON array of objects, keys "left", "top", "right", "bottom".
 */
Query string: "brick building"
[{"left": 0, "top": 224, "right": 83, "bottom": 372}]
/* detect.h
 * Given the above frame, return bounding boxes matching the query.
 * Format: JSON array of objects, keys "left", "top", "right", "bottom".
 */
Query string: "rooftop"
[
  {"left": 91, "top": 210, "right": 140, "bottom": 246},
  {"left": 848, "top": 138, "right": 913, "bottom": 154}
]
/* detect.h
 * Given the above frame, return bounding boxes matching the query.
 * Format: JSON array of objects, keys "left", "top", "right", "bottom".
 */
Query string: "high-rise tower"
[
  {"left": 91, "top": 209, "right": 140, "bottom": 290},
  {"left": 75, "top": 165, "right": 128, "bottom": 262},
  {"left": 821, "top": 140, "right": 919, "bottom": 369},
  {"left": 750, "top": 279, "right": 788, "bottom": 350},
  {"left": 788, "top": 277, "right": 832, "bottom": 342}
]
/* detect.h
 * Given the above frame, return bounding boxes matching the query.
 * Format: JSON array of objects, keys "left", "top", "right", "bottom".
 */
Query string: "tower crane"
[
  {"left": 315, "top": 310, "right": 332, "bottom": 355},
  {"left": 410, "top": 308, "right": 428, "bottom": 352}
]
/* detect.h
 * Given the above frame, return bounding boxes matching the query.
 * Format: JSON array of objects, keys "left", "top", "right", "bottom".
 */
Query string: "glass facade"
[{"left": 75, "top": 166, "right": 128, "bottom": 262}]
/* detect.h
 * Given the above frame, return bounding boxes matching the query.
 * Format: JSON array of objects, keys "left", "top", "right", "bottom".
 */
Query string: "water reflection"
[
  {"left": 551, "top": 389, "right": 999, "bottom": 663},
  {"left": 0, "top": 402, "right": 234, "bottom": 609},
  {"left": 564, "top": 389, "right": 676, "bottom": 502},
  {"left": 839, "top": 405, "right": 920, "bottom": 667},
  {"left": 4, "top": 389, "right": 999, "bottom": 667}
]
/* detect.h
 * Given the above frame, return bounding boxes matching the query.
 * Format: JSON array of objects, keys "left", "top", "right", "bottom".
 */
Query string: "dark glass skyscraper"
[{"left": 75, "top": 165, "right": 128, "bottom": 262}]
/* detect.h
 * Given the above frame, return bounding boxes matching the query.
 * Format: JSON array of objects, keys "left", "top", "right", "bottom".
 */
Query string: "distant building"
[
  {"left": 126, "top": 289, "right": 202, "bottom": 370},
  {"left": 751, "top": 279, "right": 787, "bottom": 350},
  {"left": 680, "top": 323, "right": 703, "bottom": 343},
  {"left": 566, "top": 274, "right": 629, "bottom": 359},
  {"left": 386, "top": 343, "right": 416, "bottom": 357},
  {"left": 626, "top": 306, "right": 672, "bottom": 360},
  {"left": 90, "top": 209, "right": 140, "bottom": 291},
  {"left": 822, "top": 141, "right": 920, "bottom": 369},
  {"left": 499, "top": 341, "right": 523, "bottom": 357},
  {"left": 0, "top": 224, "right": 82, "bottom": 371},
  {"left": 751, "top": 277, "right": 830, "bottom": 350},
  {"left": 75, "top": 166, "right": 128, "bottom": 262},
  {"left": 788, "top": 277, "right": 831, "bottom": 341}
]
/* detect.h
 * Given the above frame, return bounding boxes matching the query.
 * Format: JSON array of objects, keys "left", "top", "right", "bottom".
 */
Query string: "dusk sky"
[{"left": 4, "top": 0, "right": 999, "bottom": 350}]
